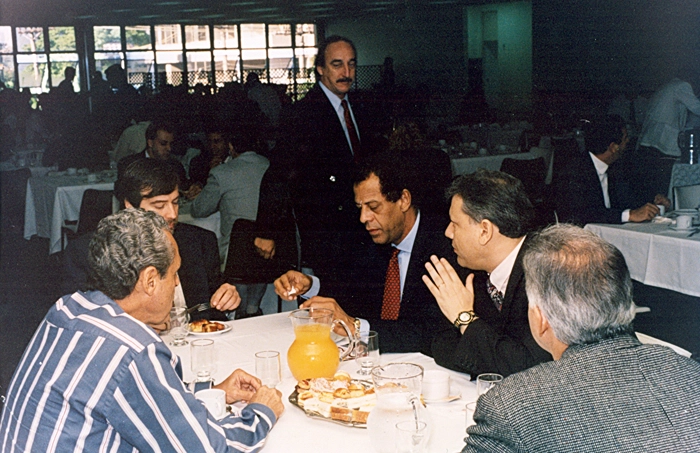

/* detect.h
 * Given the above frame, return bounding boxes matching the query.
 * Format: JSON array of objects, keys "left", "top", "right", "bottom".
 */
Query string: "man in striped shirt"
[{"left": 0, "top": 209, "right": 284, "bottom": 452}]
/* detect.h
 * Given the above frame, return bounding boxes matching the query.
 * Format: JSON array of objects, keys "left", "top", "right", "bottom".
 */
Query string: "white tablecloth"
[
  {"left": 24, "top": 173, "right": 116, "bottom": 254},
  {"left": 451, "top": 146, "right": 554, "bottom": 184},
  {"left": 163, "top": 312, "right": 476, "bottom": 453},
  {"left": 584, "top": 222, "right": 700, "bottom": 297},
  {"left": 0, "top": 162, "right": 55, "bottom": 177}
]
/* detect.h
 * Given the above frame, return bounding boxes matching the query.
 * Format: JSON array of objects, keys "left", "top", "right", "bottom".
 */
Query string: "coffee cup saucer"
[
  {"left": 670, "top": 225, "right": 697, "bottom": 232},
  {"left": 423, "top": 389, "right": 462, "bottom": 404}
]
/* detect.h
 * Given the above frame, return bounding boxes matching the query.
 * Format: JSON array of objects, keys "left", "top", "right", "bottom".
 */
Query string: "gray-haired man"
[
  {"left": 462, "top": 224, "right": 700, "bottom": 452},
  {"left": 1, "top": 209, "right": 283, "bottom": 452}
]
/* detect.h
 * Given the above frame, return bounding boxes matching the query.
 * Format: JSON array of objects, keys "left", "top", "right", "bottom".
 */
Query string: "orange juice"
[{"left": 287, "top": 323, "right": 340, "bottom": 380}]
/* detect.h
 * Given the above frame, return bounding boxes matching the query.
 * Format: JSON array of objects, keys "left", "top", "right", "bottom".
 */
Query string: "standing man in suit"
[
  {"left": 463, "top": 224, "right": 700, "bottom": 453},
  {"left": 555, "top": 114, "right": 669, "bottom": 226},
  {"left": 274, "top": 35, "right": 373, "bottom": 282},
  {"left": 274, "top": 152, "right": 459, "bottom": 355},
  {"left": 424, "top": 170, "right": 552, "bottom": 377}
]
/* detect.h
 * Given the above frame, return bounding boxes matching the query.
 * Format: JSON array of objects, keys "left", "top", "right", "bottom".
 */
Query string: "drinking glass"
[
  {"left": 170, "top": 307, "right": 189, "bottom": 347},
  {"left": 395, "top": 420, "right": 429, "bottom": 453},
  {"left": 255, "top": 350, "right": 281, "bottom": 387},
  {"left": 191, "top": 339, "right": 216, "bottom": 382},
  {"left": 355, "top": 330, "right": 379, "bottom": 375},
  {"left": 476, "top": 373, "right": 502, "bottom": 397}
]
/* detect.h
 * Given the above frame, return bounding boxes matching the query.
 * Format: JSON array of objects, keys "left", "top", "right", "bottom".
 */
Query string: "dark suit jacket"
[
  {"left": 554, "top": 151, "right": 639, "bottom": 226},
  {"left": 432, "top": 238, "right": 552, "bottom": 377},
  {"left": 321, "top": 214, "right": 462, "bottom": 356},
  {"left": 463, "top": 335, "right": 700, "bottom": 453},
  {"left": 117, "top": 151, "right": 191, "bottom": 191},
  {"left": 173, "top": 223, "right": 227, "bottom": 321},
  {"left": 274, "top": 84, "right": 370, "bottom": 279}
]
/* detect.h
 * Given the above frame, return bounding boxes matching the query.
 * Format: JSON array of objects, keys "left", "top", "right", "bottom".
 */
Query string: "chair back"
[
  {"left": 0, "top": 168, "right": 32, "bottom": 231},
  {"left": 500, "top": 157, "right": 547, "bottom": 203},
  {"left": 76, "top": 189, "right": 114, "bottom": 235},
  {"left": 673, "top": 184, "right": 700, "bottom": 210}
]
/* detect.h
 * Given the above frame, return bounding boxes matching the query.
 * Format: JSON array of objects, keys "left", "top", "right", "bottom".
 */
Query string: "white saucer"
[
  {"left": 670, "top": 225, "right": 697, "bottom": 232},
  {"left": 423, "top": 391, "right": 462, "bottom": 404}
]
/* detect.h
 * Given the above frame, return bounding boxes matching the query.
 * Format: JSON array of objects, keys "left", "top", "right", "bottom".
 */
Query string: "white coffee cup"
[
  {"left": 87, "top": 174, "right": 98, "bottom": 183},
  {"left": 67, "top": 167, "right": 77, "bottom": 176},
  {"left": 676, "top": 215, "right": 693, "bottom": 230},
  {"left": 195, "top": 388, "right": 227, "bottom": 419},
  {"left": 422, "top": 369, "right": 450, "bottom": 401},
  {"left": 656, "top": 204, "right": 666, "bottom": 216}
]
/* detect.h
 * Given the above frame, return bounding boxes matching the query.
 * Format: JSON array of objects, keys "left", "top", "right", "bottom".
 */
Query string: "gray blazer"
[{"left": 463, "top": 334, "right": 700, "bottom": 453}]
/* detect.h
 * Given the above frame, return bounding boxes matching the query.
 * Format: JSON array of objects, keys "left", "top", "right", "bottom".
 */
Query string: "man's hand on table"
[
  {"left": 300, "top": 297, "right": 357, "bottom": 336},
  {"left": 630, "top": 203, "right": 660, "bottom": 222},
  {"left": 210, "top": 283, "right": 241, "bottom": 312},
  {"left": 254, "top": 237, "right": 276, "bottom": 259},
  {"left": 274, "top": 270, "right": 312, "bottom": 300},
  {"left": 215, "top": 369, "right": 284, "bottom": 419},
  {"left": 423, "top": 255, "right": 475, "bottom": 331}
]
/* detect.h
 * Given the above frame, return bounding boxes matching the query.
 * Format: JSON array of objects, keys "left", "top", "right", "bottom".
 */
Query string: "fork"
[{"left": 186, "top": 303, "right": 211, "bottom": 315}]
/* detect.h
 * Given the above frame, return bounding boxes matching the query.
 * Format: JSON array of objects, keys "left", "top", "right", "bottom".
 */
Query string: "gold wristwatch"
[
  {"left": 353, "top": 317, "right": 362, "bottom": 335},
  {"left": 454, "top": 310, "right": 477, "bottom": 328}
]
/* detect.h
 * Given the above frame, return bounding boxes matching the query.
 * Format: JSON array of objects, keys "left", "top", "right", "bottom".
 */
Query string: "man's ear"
[
  {"left": 478, "top": 219, "right": 494, "bottom": 245},
  {"left": 530, "top": 304, "right": 549, "bottom": 338},
  {"left": 137, "top": 266, "right": 160, "bottom": 297},
  {"left": 398, "top": 189, "right": 412, "bottom": 213},
  {"left": 124, "top": 200, "right": 135, "bottom": 209}
]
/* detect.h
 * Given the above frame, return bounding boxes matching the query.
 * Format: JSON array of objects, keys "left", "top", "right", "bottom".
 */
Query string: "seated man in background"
[
  {"left": 190, "top": 127, "right": 270, "bottom": 318},
  {"left": 188, "top": 124, "right": 233, "bottom": 188},
  {"left": 275, "top": 151, "right": 461, "bottom": 355},
  {"left": 0, "top": 209, "right": 283, "bottom": 452},
  {"left": 424, "top": 170, "right": 552, "bottom": 377},
  {"left": 462, "top": 224, "right": 700, "bottom": 452},
  {"left": 116, "top": 158, "right": 239, "bottom": 320},
  {"left": 554, "top": 114, "right": 670, "bottom": 226}
]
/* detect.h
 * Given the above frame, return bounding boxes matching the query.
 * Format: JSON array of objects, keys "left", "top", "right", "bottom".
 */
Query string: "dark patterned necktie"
[
  {"left": 486, "top": 277, "right": 504, "bottom": 311},
  {"left": 380, "top": 248, "right": 401, "bottom": 320},
  {"left": 341, "top": 99, "right": 361, "bottom": 163}
]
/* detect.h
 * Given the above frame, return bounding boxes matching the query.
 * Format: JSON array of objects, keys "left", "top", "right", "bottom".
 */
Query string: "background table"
[
  {"left": 585, "top": 222, "right": 700, "bottom": 297},
  {"left": 163, "top": 312, "right": 476, "bottom": 453},
  {"left": 24, "top": 172, "right": 116, "bottom": 254},
  {"left": 451, "top": 146, "right": 554, "bottom": 183}
]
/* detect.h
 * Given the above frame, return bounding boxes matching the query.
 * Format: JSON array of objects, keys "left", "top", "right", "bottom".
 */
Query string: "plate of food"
[
  {"left": 188, "top": 319, "right": 231, "bottom": 336},
  {"left": 289, "top": 371, "right": 376, "bottom": 428}
]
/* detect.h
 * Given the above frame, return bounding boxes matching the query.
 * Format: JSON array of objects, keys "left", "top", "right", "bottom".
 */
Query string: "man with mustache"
[{"left": 272, "top": 35, "right": 376, "bottom": 283}]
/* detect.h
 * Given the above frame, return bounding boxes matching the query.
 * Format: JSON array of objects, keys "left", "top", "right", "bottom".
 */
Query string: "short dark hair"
[
  {"left": 353, "top": 151, "right": 413, "bottom": 206},
  {"left": 114, "top": 158, "right": 179, "bottom": 209},
  {"left": 447, "top": 169, "right": 534, "bottom": 238},
  {"left": 87, "top": 209, "right": 173, "bottom": 300},
  {"left": 584, "top": 115, "right": 626, "bottom": 155},
  {"left": 145, "top": 120, "right": 175, "bottom": 142},
  {"left": 315, "top": 35, "right": 357, "bottom": 69}
]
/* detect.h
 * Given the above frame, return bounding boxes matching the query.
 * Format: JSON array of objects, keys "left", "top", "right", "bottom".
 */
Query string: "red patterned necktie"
[
  {"left": 341, "top": 99, "right": 361, "bottom": 163},
  {"left": 486, "top": 277, "right": 504, "bottom": 312},
  {"left": 381, "top": 248, "right": 401, "bottom": 320}
]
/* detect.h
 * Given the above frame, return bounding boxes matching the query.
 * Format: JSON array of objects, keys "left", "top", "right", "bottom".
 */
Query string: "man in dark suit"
[
  {"left": 272, "top": 35, "right": 373, "bottom": 282},
  {"left": 554, "top": 115, "right": 668, "bottom": 226},
  {"left": 114, "top": 158, "right": 239, "bottom": 321},
  {"left": 424, "top": 170, "right": 552, "bottom": 377},
  {"left": 463, "top": 224, "right": 700, "bottom": 452},
  {"left": 117, "top": 120, "right": 193, "bottom": 193},
  {"left": 274, "top": 152, "right": 459, "bottom": 355}
]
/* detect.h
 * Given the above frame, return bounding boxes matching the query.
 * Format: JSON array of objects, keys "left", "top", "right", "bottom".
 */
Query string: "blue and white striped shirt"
[{"left": 0, "top": 291, "right": 276, "bottom": 452}]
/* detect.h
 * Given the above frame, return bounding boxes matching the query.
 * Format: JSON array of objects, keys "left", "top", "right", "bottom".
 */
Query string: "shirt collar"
[
  {"left": 394, "top": 211, "right": 420, "bottom": 254},
  {"left": 488, "top": 236, "right": 526, "bottom": 295},
  {"left": 319, "top": 81, "right": 347, "bottom": 112},
  {"left": 589, "top": 152, "right": 609, "bottom": 176}
]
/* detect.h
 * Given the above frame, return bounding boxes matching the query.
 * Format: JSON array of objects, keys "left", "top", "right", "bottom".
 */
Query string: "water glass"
[
  {"left": 255, "top": 350, "right": 281, "bottom": 387},
  {"left": 169, "top": 307, "right": 189, "bottom": 347},
  {"left": 465, "top": 401, "right": 477, "bottom": 430},
  {"left": 395, "top": 420, "right": 428, "bottom": 453},
  {"left": 355, "top": 330, "right": 379, "bottom": 375},
  {"left": 476, "top": 373, "right": 503, "bottom": 397},
  {"left": 191, "top": 339, "right": 216, "bottom": 382}
]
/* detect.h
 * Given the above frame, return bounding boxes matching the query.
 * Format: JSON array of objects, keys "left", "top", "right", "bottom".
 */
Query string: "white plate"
[
  {"left": 188, "top": 322, "right": 232, "bottom": 336},
  {"left": 423, "top": 390, "right": 462, "bottom": 404},
  {"left": 670, "top": 225, "right": 697, "bottom": 232}
]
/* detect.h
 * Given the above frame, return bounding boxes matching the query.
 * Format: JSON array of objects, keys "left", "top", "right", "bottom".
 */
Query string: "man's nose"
[{"left": 359, "top": 206, "right": 371, "bottom": 223}]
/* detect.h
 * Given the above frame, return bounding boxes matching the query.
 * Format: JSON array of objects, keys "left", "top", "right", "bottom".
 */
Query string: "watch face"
[{"left": 459, "top": 312, "right": 472, "bottom": 322}]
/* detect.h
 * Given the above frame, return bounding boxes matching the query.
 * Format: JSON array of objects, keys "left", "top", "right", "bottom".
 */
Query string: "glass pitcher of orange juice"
[{"left": 287, "top": 308, "right": 354, "bottom": 381}]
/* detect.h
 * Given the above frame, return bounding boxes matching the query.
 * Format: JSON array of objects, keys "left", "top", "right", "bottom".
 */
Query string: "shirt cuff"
[
  {"left": 301, "top": 275, "right": 321, "bottom": 299},
  {"left": 621, "top": 209, "right": 630, "bottom": 223},
  {"left": 359, "top": 318, "right": 370, "bottom": 335}
]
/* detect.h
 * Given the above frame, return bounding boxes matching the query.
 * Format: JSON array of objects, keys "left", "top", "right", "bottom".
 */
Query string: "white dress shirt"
[
  {"left": 488, "top": 236, "right": 526, "bottom": 297},
  {"left": 589, "top": 153, "right": 630, "bottom": 222}
]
